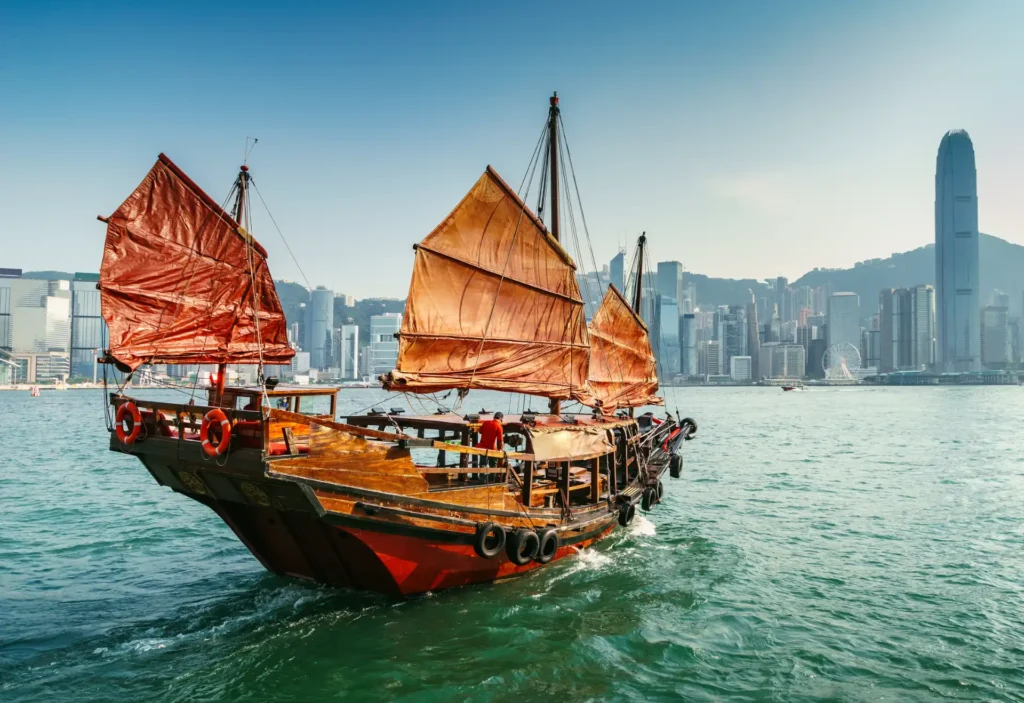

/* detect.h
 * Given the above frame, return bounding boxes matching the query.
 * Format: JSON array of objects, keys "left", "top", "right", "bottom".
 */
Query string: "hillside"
[{"left": 790, "top": 233, "right": 1021, "bottom": 316}]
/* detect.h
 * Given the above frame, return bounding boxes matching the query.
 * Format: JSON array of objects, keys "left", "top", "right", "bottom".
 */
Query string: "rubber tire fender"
[
  {"left": 473, "top": 522, "right": 506, "bottom": 559},
  {"left": 669, "top": 454, "right": 682, "bottom": 479},
  {"left": 618, "top": 501, "right": 636, "bottom": 527},
  {"left": 506, "top": 528, "right": 540, "bottom": 566},
  {"left": 535, "top": 527, "right": 559, "bottom": 564},
  {"left": 681, "top": 417, "right": 697, "bottom": 439},
  {"left": 641, "top": 486, "right": 658, "bottom": 512},
  {"left": 655, "top": 480, "right": 664, "bottom": 502}
]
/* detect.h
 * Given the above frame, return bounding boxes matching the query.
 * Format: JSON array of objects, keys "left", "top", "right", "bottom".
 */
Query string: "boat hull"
[
  {"left": 197, "top": 489, "right": 618, "bottom": 596},
  {"left": 125, "top": 434, "right": 632, "bottom": 597}
]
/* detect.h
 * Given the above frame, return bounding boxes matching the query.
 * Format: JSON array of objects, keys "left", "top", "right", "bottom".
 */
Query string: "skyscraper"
[
  {"left": 981, "top": 305, "right": 1009, "bottom": 367},
  {"left": 745, "top": 291, "right": 759, "bottom": 380},
  {"left": 338, "top": 324, "right": 359, "bottom": 379},
  {"left": 369, "top": 313, "right": 402, "bottom": 376},
  {"left": 935, "top": 129, "right": 980, "bottom": 371},
  {"left": 306, "top": 286, "right": 334, "bottom": 370},
  {"left": 827, "top": 292, "right": 860, "bottom": 352},
  {"left": 656, "top": 261, "right": 684, "bottom": 308},
  {"left": 609, "top": 250, "right": 625, "bottom": 294},
  {"left": 680, "top": 313, "right": 697, "bottom": 376},
  {"left": 658, "top": 297, "right": 681, "bottom": 376}
]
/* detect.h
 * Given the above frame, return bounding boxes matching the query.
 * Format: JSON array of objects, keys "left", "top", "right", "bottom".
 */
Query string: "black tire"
[
  {"left": 669, "top": 454, "right": 682, "bottom": 478},
  {"left": 473, "top": 522, "right": 506, "bottom": 559},
  {"left": 641, "top": 486, "right": 658, "bottom": 512},
  {"left": 506, "top": 528, "right": 540, "bottom": 566},
  {"left": 618, "top": 502, "right": 636, "bottom": 527},
  {"left": 681, "top": 418, "right": 697, "bottom": 439},
  {"left": 655, "top": 480, "right": 664, "bottom": 502},
  {"left": 535, "top": 527, "right": 559, "bottom": 564}
]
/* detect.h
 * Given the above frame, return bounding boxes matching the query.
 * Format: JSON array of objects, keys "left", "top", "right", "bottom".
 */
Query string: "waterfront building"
[
  {"left": 766, "top": 344, "right": 805, "bottom": 379},
  {"left": 658, "top": 297, "right": 681, "bottom": 376},
  {"left": 290, "top": 351, "right": 311, "bottom": 376},
  {"left": 806, "top": 338, "right": 827, "bottom": 378},
  {"left": 718, "top": 305, "right": 746, "bottom": 374},
  {"left": 865, "top": 329, "right": 881, "bottom": 370},
  {"left": 70, "top": 274, "right": 107, "bottom": 381},
  {"left": 680, "top": 313, "right": 697, "bottom": 376},
  {"left": 980, "top": 305, "right": 1009, "bottom": 367},
  {"left": 705, "top": 340, "right": 722, "bottom": 376},
  {"left": 369, "top": 313, "right": 402, "bottom": 377},
  {"left": 935, "top": 129, "right": 981, "bottom": 372},
  {"left": 609, "top": 250, "right": 625, "bottom": 294},
  {"left": 305, "top": 286, "right": 334, "bottom": 370},
  {"left": 879, "top": 285, "right": 935, "bottom": 371},
  {"left": 338, "top": 324, "right": 359, "bottom": 380},
  {"left": 827, "top": 292, "right": 860, "bottom": 352},
  {"left": 745, "top": 293, "right": 759, "bottom": 382},
  {"left": 729, "top": 355, "right": 752, "bottom": 383}
]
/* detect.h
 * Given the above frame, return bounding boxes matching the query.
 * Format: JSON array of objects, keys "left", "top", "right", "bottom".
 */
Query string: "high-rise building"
[
  {"left": 658, "top": 297, "right": 681, "bottom": 376},
  {"left": 879, "top": 285, "right": 935, "bottom": 371},
  {"left": 705, "top": 340, "right": 722, "bottom": 376},
  {"left": 827, "top": 292, "right": 860, "bottom": 352},
  {"left": 729, "top": 356, "right": 752, "bottom": 383},
  {"left": 935, "top": 129, "right": 981, "bottom": 372},
  {"left": 806, "top": 338, "right": 827, "bottom": 378},
  {"left": 656, "top": 261, "right": 684, "bottom": 311},
  {"left": 774, "top": 276, "right": 788, "bottom": 321},
  {"left": 745, "top": 292, "right": 759, "bottom": 380},
  {"left": 680, "top": 313, "right": 697, "bottom": 376},
  {"left": 981, "top": 305, "right": 1009, "bottom": 367},
  {"left": 70, "top": 274, "right": 107, "bottom": 381},
  {"left": 909, "top": 284, "right": 936, "bottom": 369},
  {"left": 338, "top": 324, "right": 359, "bottom": 379},
  {"left": 609, "top": 250, "right": 625, "bottom": 294},
  {"left": 763, "top": 343, "right": 805, "bottom": 379},
  {"left": 369, "top": 313, "right": 402, "bottom": 376},
  {"left": 719, "top": 305, "right": 746, "bottom": 373},
  {"left": 306, "top": 286, "right": 334, "bottom": 370}
]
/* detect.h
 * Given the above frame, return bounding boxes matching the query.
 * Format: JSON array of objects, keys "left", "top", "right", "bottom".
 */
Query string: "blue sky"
[{"left": 2, "top": 0, "right": 1022, "bottom": 297}]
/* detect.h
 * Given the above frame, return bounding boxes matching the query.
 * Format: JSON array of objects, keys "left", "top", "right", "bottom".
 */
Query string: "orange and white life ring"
[
  {"left": 200, "top": 408, "right": 232, "bottom": 457},
  {"left": 115, "top": 401, "right": 143, "bottom": 445}
]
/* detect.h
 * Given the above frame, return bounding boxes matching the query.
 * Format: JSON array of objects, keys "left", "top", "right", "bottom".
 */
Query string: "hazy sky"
[{"left": 2, "top": 0, "right": 1022, "bottom": 297}]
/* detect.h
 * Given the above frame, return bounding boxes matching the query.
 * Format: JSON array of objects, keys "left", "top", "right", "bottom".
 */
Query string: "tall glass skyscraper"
[{"left": 935, "top": 129, "right": 980, "bottom": 372}]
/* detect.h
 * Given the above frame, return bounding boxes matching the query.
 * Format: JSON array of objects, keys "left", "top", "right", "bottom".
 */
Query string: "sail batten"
[
  {"left": 384, "top": 167, "right": 590, "bottom": 399},
  {"left": 99, "top": 154, "right": 294, "bottom": 371},
  {"left": 577, "top": 284, "right": 662, "bottom": 411}
]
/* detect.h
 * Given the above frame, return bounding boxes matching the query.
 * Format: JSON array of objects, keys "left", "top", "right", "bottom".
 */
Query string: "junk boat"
[{"left": 98, "top": 94, "right": 698, "bottom": 596}]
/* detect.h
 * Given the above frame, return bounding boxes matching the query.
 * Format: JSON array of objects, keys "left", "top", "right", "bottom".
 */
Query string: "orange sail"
[
  {"left": 99, "top": 154, "right": 294, "bottom": 371},
  {"left": 581, "top": 284, "right": 662, "bottom": 411},
  {"left": 383, "top": 167, "right": 590, "bottom": 398}
]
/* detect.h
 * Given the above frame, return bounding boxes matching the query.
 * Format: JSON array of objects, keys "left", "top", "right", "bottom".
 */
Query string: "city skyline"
[{"left": 3, "top": 2, "right": 1024, "bottom": 298}]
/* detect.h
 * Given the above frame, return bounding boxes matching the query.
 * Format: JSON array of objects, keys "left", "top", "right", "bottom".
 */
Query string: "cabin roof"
[
  {"left": 225, "top": 386, "right": 339, "bottom": 398},
  {"left": 343, "top": 412, "right": 640, "bottom": 431}
]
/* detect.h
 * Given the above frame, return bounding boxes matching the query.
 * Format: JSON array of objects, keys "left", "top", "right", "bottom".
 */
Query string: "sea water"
[{"left": 1, "top": 386, "right": 1023, "bottom": 701}]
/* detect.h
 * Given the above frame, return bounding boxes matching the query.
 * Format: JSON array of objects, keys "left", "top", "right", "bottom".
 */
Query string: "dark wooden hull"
[{"left": 118, "top": 434, "right": 642, "bottom": 597}]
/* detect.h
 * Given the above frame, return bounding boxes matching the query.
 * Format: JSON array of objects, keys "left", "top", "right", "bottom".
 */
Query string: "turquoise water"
[{"left": 2, "top": 386, "right": 1023, "bottom": 701}]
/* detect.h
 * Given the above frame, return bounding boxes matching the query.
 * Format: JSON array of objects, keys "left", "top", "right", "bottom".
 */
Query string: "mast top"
[
  {"left": 240, "top": 164, "right": 249, "bottom": 172},
  {"left": 550, "top": 92, "right": 559, "bottom": 107}
]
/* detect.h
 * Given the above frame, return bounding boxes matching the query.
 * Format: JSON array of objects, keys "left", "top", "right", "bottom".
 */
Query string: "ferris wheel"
[{"left": 823, "top": 342, "right": 861, "bottom": 381}]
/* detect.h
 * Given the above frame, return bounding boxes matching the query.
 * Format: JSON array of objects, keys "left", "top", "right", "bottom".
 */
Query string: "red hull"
[{"left": 207, "top": 498, "right": 617, "bottom": 597}]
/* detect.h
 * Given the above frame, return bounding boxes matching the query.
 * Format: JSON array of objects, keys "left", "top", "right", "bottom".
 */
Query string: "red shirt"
[{"left": 476, "top": 419, "right": 504, "bottom": 450}]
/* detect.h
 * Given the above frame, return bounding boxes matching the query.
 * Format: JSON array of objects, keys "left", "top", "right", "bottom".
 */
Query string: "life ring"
[
  {"left": 473, "top": 522, "right": 506, "bottom": 559},
  {"left": 115, "top": 401, "right": 142, "bottom": 445},
  {"left": 535, "top": 527, "right": 559, "bottom": 564},
  {"left": 618, "top": 502, "right": 636, "bottom": 527},
  {"left": 506, "top": 528, "right": 539, "bottom": 566},
  {"left": 200, "top": 408, "right": 232, "bottom": 457}
]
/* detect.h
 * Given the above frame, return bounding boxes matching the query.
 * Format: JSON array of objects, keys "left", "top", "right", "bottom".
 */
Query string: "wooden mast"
[
  {"left": 629, "top": 232, "right": 647, "bottom": 418},
  {"left": 213, "top": 164, "right": 250, "bottom": 405},
  {"left": 547, "top": 92, "right": 562, "bottom": 417}
]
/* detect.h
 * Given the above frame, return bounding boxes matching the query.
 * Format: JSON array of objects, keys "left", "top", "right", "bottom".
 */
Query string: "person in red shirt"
[{"left": 476, "top": 412, "right": 504, "bottom": 467}]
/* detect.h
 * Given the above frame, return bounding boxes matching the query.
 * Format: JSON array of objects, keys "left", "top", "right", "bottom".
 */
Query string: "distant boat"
[
  {"left": 96, "top": 94, "right": 698, "bottom": 597},
  {"left": 30, "top": 386, "right": 40, "bottom": 397},
  {"left": 781, "top": 384, "right": 805, "bottom": 392}
]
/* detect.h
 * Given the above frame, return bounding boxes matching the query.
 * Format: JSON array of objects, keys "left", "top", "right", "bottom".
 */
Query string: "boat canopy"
[
  {"left": 576, "top": 284, "right": 663, "bottom": 411},
  {"left": 383, "top": 167, "right": 591, "bottom": 399},
  {"left": 99, "top": 154, "right": 294, "bottom": 371}
]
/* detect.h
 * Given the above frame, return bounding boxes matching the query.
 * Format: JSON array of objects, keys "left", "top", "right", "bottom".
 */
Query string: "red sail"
[
  {"left": 99, "top": 154, "right": 294, "bottom": 370},
  {"left": 579, "top": 284, "right": 663, "bottom": 411},
  {"left": 383, "top": 167, "right": 590, "bottom": 398}
]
